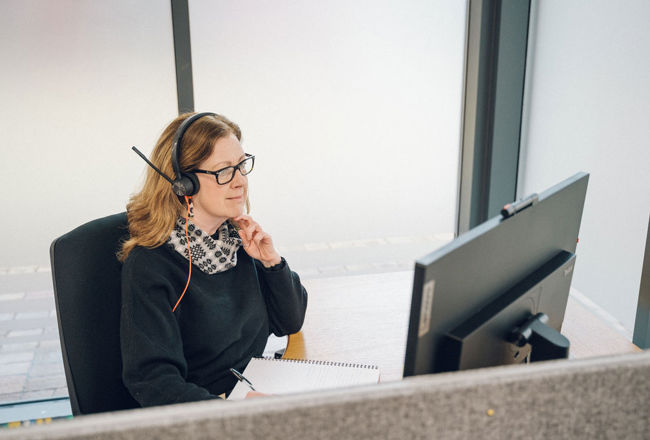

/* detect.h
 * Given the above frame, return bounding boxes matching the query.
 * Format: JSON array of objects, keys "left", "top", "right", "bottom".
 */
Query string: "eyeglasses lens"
[
  {"left": 239, "top": 157, "right": 254, "bottom": 175},
  {"left": 216, "top": 156, "right": 254, "bottom": 184}
]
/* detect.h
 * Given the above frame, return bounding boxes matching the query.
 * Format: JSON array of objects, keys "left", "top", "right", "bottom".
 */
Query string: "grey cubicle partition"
[
  {"left": 633, "top": 217, "right": 650, "bottom": 349},
  {"left": 2, "top": 351, "right": 649, "bottom": 440}
]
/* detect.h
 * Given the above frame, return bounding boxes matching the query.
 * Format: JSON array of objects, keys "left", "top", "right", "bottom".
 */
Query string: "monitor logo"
[{"left": 418, "top": 280, "right": 435, "bottom": 337}]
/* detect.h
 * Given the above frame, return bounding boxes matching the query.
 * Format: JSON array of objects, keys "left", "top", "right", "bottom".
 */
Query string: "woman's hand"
[{"left": 232, "top": 215, "right": 282, "bottom": 268}]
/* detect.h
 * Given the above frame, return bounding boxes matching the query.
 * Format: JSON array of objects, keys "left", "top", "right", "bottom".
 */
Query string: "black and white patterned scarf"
[{"left": 167, "top": 217, "right": 242, "bottom": 274}]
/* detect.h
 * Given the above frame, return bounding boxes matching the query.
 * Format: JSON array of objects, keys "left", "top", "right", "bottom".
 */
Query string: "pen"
[{"left": 229, "top": 368, "right": 257, "bottom": 391}]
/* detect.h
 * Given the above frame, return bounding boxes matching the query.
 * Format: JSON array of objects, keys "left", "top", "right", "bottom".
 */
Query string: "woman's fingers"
[
  {"left": 233, "top": 215, "right": 276, "bottom": 260},
  {"left": 251, "top": 230, "right": 268, "bottom": 248},
  {"left": 253, "top": 231, "right": 267, "bottom": 247},
  {"left": 233, "top": 214, "right": 251, "bottom": 221},
  {"left": 234, "top": 215, "right": 266, "bottom": 239},
  {"left": 237, "top": 228, "right": 250, "bottom": 247},
  {"left": 236, "top": 216, "right": 259, "bottom": 238},
  {"left": 233, "top": 214, "right": 253, "bottom": 228}
]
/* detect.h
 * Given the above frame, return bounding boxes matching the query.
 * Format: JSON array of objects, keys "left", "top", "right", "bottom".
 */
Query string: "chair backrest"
[{"left": 50, "top": 212, "right": 139, "bottom": 415}]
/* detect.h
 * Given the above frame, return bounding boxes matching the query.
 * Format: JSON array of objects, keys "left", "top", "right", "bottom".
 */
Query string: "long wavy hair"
[{"left": 118, "top": 112, "right": 242, "bottom": 262}]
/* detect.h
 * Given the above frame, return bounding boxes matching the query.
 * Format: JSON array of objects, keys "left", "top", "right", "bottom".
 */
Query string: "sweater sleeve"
[
  {"left": 255, "top": 257, "right": 308, "bottom": 336},
  {"left": 120, "top": 251, "right": 220, "bottom": 407}
]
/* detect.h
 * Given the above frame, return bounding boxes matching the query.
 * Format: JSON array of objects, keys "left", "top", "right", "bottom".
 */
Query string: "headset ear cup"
[
  {"left": 172, "top": 174, "right": 199, "bottom": 197},
  {"left": 184, "top": 172, "right": 200, "bottom": 196}
]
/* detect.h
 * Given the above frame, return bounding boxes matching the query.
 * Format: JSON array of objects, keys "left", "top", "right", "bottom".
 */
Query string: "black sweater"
[{"left": 120, "top": 244, "right": 307, "bottom": 407}]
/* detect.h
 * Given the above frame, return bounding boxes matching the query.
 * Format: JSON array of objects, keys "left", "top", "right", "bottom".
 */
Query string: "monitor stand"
[{"left": 510, "top": 312, "right": 570, "bottom": 362}]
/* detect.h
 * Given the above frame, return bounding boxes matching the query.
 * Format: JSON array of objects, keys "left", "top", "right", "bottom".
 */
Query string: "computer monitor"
[{"left": 403, "top": 172, "right": 589, "bottom": 377}]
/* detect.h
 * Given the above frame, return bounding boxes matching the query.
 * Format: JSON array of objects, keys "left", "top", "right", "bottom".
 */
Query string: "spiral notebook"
[{"left": 228, "top": 357, "right": 380, "bottom": 400}]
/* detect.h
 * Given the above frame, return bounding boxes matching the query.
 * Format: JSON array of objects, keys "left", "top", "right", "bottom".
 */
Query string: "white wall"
[
  {"left": 0, "top": 0, "right": 178, "bottom": 268},
  {"left": 189, "top": 0, "right": 466, "bottom": 248},
  {"left": 520, "top": 0, "right": 650, "bottom": 333},
  {"left": 0, "top": 0, "right": 467, "bottom": 272}
]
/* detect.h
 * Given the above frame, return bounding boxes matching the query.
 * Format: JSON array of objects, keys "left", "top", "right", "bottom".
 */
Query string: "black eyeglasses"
[{"left": 193, "top": 154, "right": 255, "bottom": 185}]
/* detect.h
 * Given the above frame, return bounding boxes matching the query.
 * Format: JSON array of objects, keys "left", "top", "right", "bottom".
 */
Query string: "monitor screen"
[{"left": 403, "top": 172, "right": 589, "bottom": 377}]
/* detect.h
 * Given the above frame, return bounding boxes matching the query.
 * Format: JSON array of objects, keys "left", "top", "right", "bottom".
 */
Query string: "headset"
[
  {"left": 131, "top": 112, "right": 218, "bottom": 312},
  {"left": 132, "top": 112, "right": 216, "bottom": 196}
]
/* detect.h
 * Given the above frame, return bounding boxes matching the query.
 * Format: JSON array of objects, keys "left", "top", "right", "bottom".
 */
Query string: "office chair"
[{"left": 50, "top": 212, "right": 139, "bottom": 415}]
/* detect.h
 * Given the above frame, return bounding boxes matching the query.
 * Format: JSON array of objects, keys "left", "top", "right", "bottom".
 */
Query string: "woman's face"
[{"left": 192, "top": 133, "right": 248, "bottom": 229}]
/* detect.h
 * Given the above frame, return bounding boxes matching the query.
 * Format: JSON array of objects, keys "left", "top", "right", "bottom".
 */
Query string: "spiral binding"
[{"left": 259, "top": 356, "right": 378, "bottom": 370}]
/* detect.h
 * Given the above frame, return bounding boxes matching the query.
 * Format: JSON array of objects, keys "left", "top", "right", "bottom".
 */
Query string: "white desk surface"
[{"left": 285, "top": 271, "right": 640, "bottom": 382}]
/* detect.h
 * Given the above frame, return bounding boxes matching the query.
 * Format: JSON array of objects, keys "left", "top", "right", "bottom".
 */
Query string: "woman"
[{"left": 118, "top": 112, "right": 307, "bottom": 407}]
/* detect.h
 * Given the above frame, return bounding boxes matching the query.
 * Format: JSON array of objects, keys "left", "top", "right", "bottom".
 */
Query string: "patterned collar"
[{"left": 167, "top": 217, "right": 242, "bottom": 274}]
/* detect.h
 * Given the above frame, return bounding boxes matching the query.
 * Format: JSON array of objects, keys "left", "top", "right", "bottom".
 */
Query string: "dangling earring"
[{"left": 185, "top": 196, "right": 195, "bottom": 218}]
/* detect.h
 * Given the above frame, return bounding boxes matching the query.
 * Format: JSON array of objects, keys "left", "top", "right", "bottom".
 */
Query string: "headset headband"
[{"left": 170, "top": 112, "right": 217, "bottom": 181}]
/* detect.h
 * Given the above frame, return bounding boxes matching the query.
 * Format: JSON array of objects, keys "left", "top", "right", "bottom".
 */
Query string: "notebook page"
[{"left": 228, "top": 358, "right": 380, "bottom": 400}]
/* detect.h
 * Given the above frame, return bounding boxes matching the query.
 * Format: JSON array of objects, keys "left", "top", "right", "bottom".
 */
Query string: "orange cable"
[{"left": 172, "top": 196, "right": 192, "bottom": 312}]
